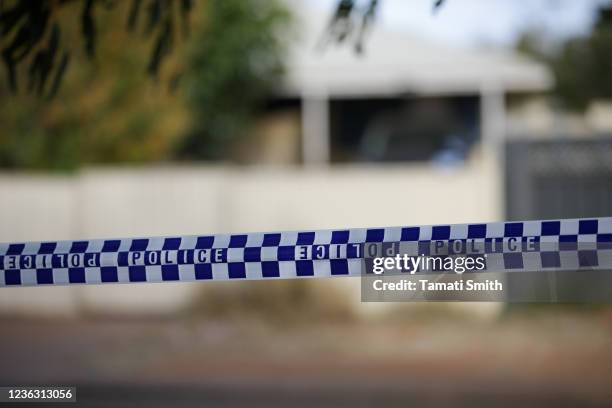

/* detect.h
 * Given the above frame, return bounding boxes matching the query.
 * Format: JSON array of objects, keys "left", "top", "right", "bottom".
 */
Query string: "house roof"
[{"left": 282, "top": 4, "right": 553, "bottom": 98}]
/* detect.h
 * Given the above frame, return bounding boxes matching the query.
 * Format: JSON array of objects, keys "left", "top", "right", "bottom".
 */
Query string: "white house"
[{"left": 246, "top": 3, "right": 552, "bottom": 167}]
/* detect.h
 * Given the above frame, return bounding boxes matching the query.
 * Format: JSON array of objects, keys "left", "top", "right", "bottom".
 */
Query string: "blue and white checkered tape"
[{"left": 1, "top": 217, "right": 611, "bottom": 287}]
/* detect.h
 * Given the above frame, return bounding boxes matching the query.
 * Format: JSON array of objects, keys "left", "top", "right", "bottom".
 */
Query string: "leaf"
[
  {"left": 145, "top": 0, "right": 162, "bottom": 35},
  {"left": 180, "top": 0, "right": 192, "bottom": 37},
  {"left": 181, "top": 0, "right": 192, "bottom": 15},
  {"left": 335, "top": 0, "right": 354, "bottom": 19},
  {"left": 47, "top": 51, "right": 70, "bottom": 98},
  {"left": 127, "top": 0, "right": 142, "bottom": 31},
  {"left": 2, "top": 49, "right": 17, "bottom": 92},
  {"left": 147, "top": 19, "right": 172, "bottom": 77},
  {"left": 38, "top": 24, "right": 60, "bottom": 94},
  {"left": 82, "top": 0, "right": 96, "bottom": 58},
  {"left": 0, "top": 1, "right": 29, "bottom": 36},
  {"left": 433, "top": 0, "right": 445, "bottom": 13}
]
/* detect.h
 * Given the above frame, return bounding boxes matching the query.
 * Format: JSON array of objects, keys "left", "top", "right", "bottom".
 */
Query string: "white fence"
[{"left": 0, "top": 158, "right": 502, "bottom": 317}]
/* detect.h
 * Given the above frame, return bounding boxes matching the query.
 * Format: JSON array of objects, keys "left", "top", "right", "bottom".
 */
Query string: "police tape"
[{"left": 1, "top": 217, "right": 611, "bottom": 287}]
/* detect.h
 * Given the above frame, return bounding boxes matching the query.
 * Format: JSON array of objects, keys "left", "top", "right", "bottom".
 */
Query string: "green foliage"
[
  {"left": 177, "top": 0, "right": 291, "bottom": 160},
  {"left": 0, "top": 1, "right": 189, "bottom": 170},
  {"left": 0, "top": 0, "right": 192, "bottom": 97},
  {"left": 553, "top": 7, "right": 612, "bottom": 111},
  {"left": 0, "top": 0, "right": 291, "bottom": 169},
  {"left": 519, "top": 6, "right": 612, "bottom": 111}
]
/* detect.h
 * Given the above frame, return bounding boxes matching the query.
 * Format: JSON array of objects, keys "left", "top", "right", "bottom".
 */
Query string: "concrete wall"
[{"left": 0, "top": 156, "right": 502, "bottom": 317}]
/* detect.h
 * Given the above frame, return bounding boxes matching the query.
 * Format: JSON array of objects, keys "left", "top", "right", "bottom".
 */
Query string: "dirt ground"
[{"left": 1, "top": 310, "right": 612, "bottom": 407}]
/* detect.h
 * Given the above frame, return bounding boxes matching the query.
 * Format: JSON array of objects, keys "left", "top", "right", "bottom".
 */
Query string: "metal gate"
[{"left": 505, "top": 138, "right": 612, "bottom": 220}]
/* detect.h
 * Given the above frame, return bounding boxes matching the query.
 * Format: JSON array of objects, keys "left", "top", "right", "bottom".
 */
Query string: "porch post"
[{"left": 301, "top": 91, "right": 330, "bottom": 165}]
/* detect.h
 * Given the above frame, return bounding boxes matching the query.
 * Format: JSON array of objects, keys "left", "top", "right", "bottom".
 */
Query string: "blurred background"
[{"left": 1, "top": 0, "right": 612, "bottom": 406}]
